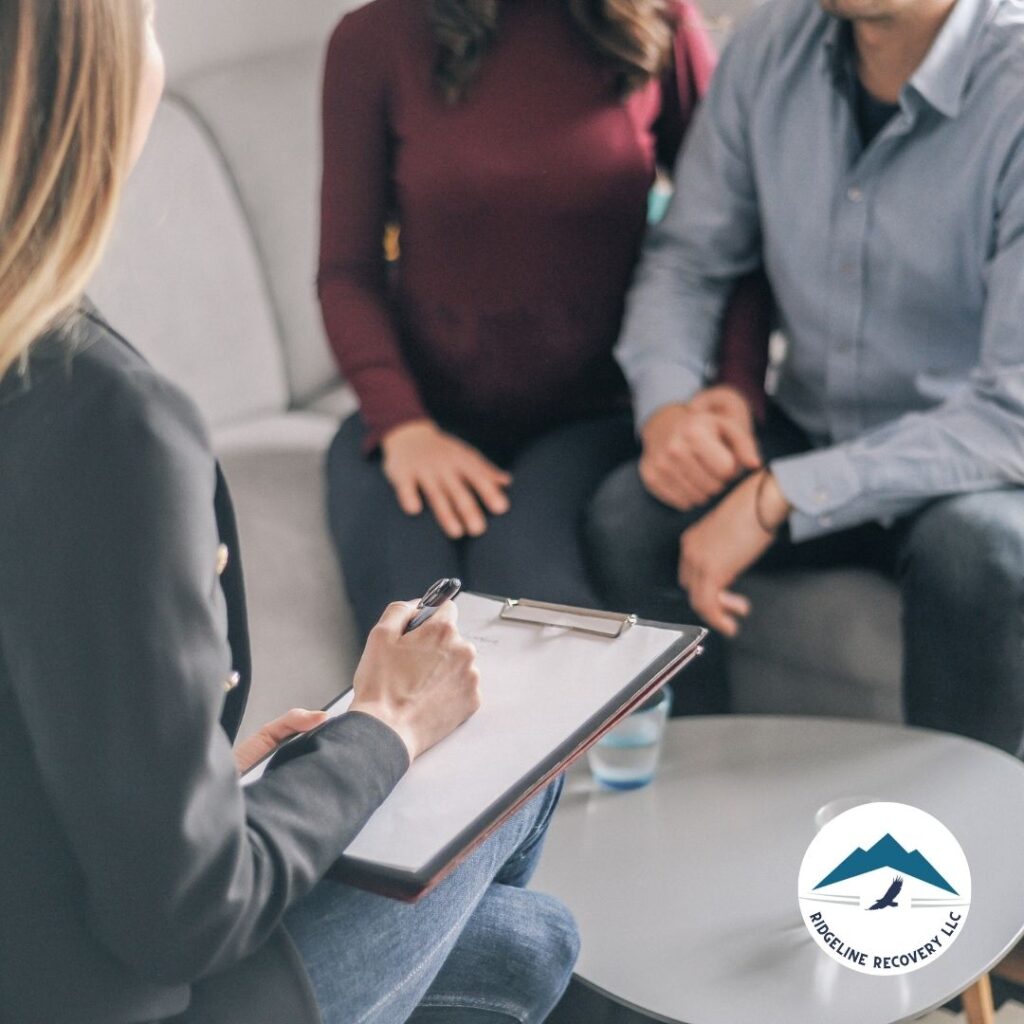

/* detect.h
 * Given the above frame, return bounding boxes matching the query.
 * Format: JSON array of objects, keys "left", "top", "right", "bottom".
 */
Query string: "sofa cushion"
[
  {"left": 212, "top": 412, "right": 360, "bottom": 736},
  {"left": 308, "top": 382, "right": 360, "bottom": 422},
  {"left": 90, "top": 100, "right": 288, "bottom": 429},
  {"left": 729, "top": 569, "right": 903, "bottom": 721},
  {"left": 180, "top": 45, "right": 339, "bottom": 407},
  {"left": 729, "top": 649, "right": 902, "bottom": 722}
]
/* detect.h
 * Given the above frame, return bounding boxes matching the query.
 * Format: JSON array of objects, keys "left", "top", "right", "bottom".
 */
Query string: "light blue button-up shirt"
[{"left": 616, "top": 0, "right": 1024, "bottom": 539}]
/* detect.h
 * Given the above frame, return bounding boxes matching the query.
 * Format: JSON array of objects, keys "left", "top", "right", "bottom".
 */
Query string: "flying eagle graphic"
[{"left": 867, "top": 876, "right": 903, "bottom": 910}]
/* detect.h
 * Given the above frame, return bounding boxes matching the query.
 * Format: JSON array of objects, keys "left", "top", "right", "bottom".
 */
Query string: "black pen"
[{"left": 404, "top": 577, "right": 462, "bottom": 633}]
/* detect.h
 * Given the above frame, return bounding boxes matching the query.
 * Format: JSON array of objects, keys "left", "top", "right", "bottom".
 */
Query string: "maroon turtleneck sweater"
[{"left": 319, "top": 0, "right": 770, "bottom": 452}]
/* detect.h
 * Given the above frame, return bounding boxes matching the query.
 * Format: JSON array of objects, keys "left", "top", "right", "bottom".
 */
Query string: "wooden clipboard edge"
[{"left": 328, "top": 623, "right": 708, "bottom": 902}]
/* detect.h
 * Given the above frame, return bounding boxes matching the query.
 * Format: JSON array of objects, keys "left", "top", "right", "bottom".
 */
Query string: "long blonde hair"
[{"left": 0, "top": 0, "right": 145, "bottom": 378}]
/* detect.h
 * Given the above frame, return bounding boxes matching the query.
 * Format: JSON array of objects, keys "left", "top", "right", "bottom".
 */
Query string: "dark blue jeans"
[
  {"left": 326, "top": 411, "right": 637, "bottom": 641},
  {"left": 585, "top": 405, "right": 1024, "bottom": 756},
  {"left": 283, "top": 780, "right": 578, "bottom": 1024}
]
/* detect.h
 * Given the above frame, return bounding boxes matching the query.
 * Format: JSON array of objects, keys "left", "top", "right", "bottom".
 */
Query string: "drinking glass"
[{"left": 587, "top": 688, "right": 672, "bottom": 790}]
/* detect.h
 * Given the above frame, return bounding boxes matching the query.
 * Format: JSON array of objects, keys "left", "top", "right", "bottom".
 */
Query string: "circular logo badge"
[{"left": 798, "top": 802, "right": 971, "bottom": 975}]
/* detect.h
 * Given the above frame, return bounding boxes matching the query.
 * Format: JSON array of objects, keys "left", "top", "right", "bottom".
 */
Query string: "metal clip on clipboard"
[{"left": 499, "top": 598, "right": 637, "bottom": 638}]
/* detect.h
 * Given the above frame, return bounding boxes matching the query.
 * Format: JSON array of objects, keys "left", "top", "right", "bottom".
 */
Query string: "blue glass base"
[{"left": 593, "top": 774, "right": 654, "bottom": 791}]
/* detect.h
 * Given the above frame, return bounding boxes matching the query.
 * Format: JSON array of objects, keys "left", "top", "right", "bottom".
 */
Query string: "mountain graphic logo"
[
  {"left": 798, "top": 803, "right": 971, "bottom": 977},
  {"left": 813, "top": 832, "right": 957, "bottom": 894}
]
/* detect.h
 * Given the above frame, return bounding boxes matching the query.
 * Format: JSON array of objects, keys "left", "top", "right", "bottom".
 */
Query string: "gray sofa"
[{"left": 90, "top": 0, "right": 902, "bottom": 740}]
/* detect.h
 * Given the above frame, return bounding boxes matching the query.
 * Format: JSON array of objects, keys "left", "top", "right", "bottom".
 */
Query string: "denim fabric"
[
  {"left": 587, "top": 405, "right": 1024, "bottom": 756},
  {"left": 283, "top": 779, "right": 580, "bottom": 1024}
]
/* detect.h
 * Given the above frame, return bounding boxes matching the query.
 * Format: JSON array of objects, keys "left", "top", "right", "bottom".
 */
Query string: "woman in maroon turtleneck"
[{"left": 320, "top": 0, "right": 770, "bottom": 656}]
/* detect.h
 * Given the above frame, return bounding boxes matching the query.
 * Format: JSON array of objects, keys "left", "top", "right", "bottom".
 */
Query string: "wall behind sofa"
[
  {"left": 156, "top": 0, "right": 764, "bottom": 84},
  {"left": 156, "top": 0, "right": 358, "bottom": 82}
]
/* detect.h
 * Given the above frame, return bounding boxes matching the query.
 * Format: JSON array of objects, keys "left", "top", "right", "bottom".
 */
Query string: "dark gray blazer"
[{"left": 0, "top": 309, "right": 410, "bottom": 1024}]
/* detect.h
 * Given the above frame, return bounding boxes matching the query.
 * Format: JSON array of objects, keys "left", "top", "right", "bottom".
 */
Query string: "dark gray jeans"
[
  {"left": 585, "top": 404, "right": 1024, "bottom": 756},
  {"left": 327, "top": 411, "right": 636, "bottom": 641}
]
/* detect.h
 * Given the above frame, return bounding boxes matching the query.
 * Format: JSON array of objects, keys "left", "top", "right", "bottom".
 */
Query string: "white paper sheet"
[
  {"left": 243, "top": 594, "right": 692, "bottom": 871},
  {"left": 329, "top": 594, "right": 690, "bottom": 874}
]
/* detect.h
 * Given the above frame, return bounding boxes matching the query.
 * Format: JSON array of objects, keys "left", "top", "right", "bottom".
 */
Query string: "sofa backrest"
[
  {"left": 89, "top": 99, "right": 289, "bottom": 428},
  {"left": 180, "top": 45, "right": 335, "bottom": 405},
  {"left": 90, "top": 2, "right": 361, "bottom": 428}
]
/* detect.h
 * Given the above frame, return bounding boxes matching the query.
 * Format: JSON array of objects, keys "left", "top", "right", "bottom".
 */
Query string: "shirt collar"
[
  {"left": 822, "top": 0, "right": 993, "bottom": 119},
  {"left": 908, "top": 0, "right": 990, "bottom": 118},
  {"left": 823, "top": 17, "right": 853, "bottom": 86}
]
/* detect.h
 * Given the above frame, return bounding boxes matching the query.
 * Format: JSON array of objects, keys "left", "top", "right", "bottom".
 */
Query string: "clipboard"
[
  {"left": 500, "top": 598, "right": 637, "bottom": 637},
  {"left": 246, "top": 592, "right": 705, "bottom": 901}
]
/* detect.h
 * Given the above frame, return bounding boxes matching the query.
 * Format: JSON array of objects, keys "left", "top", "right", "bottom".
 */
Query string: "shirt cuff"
[
  {"left": 633, "top": 365, "right": 705, "bottom": 430},
  {"left": 770, "top": 447, "right": 862, "bottom": 541}
]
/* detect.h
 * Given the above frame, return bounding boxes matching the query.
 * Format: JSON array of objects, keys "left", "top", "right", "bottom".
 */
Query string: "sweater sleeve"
[
  {"left": 715, "top": 272, "right": 773, "bottom": 422},
  {"left": 1, "top": 362, "right": 409, "bottom": 986},
  {"left": 319, "top": 11, "right": 429, "bottom": 452},
  {"left": 653, "top": 2, "right": 772, "bottom": 421}
]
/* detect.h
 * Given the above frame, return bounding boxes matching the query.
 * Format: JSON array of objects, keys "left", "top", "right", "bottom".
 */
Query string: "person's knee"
[
  {"left": 421, "top": 890, "right": 579, "bottom": 1024},
  {"left": 327, "top": 412, "right": 365, "bottom": 474},
  {"left": 586, "top": 460, "right": 646, "bottom": 543},
  {"left": 509, "top": 892, "right": 580, "bottom": 1021},
  {"left": 902, "top": 490, "right": 1024, "bottom": 610},
  {"left": 901, "top": 491, "right": 1024, "bottom": 754},
  {"left": 535, "top": 895, "right": 581, "bottom": 1008},
  {"left": 326, "top": 413, "right": 378, "bottom": 522},
  {"left": 585, "top": 460, "right": 705, "bottom": 609},
  {"left": 585, "top": 461, "right": 660, "bottom": 593}
]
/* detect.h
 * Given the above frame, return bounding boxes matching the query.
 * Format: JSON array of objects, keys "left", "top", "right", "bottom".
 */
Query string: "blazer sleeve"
[
  {"left": 0, "top": 362, "right": 409, "bottom": 986},
  {"left": 319, "top": 10, "right": 429, "bottom": 452}
]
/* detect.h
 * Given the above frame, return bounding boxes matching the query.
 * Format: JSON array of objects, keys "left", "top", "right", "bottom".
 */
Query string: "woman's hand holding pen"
[
  {"left": 350, "top": 600, "right": 481, "bottom": 761},
  {"left": 381, "top": 419, "right": 511, "bottom": 539}
]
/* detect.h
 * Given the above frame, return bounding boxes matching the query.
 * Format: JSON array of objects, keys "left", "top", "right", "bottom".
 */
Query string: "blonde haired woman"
[{"left": 0, "top": 4, "right": 576, "bottom": 1023}]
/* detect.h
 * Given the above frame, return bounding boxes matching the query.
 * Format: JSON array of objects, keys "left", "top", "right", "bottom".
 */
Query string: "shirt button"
[
  {"left": 847, "top": 187, "right": 864, "bottom": 203},
  {"left": 820, "top": 515, "right": 834, "bottom": 529},
  {"left": 814, "top": 489, "right": 829, "bottom": 505}
]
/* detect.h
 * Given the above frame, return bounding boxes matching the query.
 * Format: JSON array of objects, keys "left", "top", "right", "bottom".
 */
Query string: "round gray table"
[{"left": 534, "top": 716, "right": 1024, "bottom": 1024}]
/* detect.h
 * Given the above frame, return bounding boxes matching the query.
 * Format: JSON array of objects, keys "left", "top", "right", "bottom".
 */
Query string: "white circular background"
[{"left": 798, "top": 801, "right": 971, "bottom": 976}]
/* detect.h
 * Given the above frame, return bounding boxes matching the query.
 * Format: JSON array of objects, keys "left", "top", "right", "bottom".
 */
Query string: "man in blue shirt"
[{"left": 587, "top": 0, "right": 1024, "bottom": 752}]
